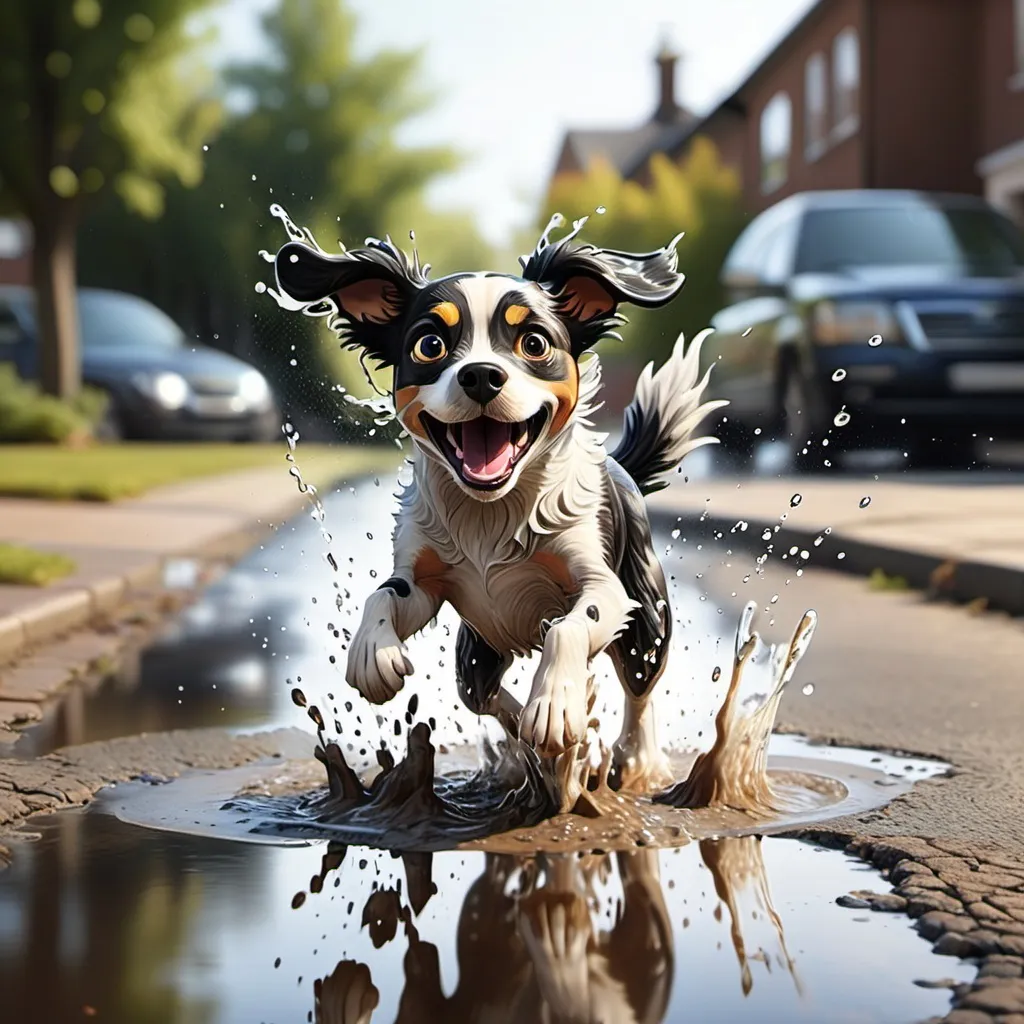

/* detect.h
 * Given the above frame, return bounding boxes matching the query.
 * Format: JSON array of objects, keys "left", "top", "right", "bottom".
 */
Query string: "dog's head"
[{"left": 275, "top": 232, "right": 684, "bottom": 500}]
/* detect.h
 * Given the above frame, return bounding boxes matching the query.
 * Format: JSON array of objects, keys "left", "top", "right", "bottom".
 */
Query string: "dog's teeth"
[
  {"left": 447, "top": 426, "right": 459, "bottom": 451},
  {"left": 455, "top": 446, "right": 463, "bottom": 460}
]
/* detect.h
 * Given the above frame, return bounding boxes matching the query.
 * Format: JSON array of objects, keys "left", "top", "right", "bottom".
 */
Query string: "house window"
[
  {"left": 760, "top": 91, "right": 792, "bottom": 194},
  {"left": 805, "top": 52, "right": 828, "bottom": 160},
  {"left": 832, "top": 27, "right": 860, "bottom": 139}
]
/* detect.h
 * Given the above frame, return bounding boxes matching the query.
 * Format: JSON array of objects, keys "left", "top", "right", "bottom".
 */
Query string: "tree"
[
  {"left": 79, "top": 0, "right": 487, "bottom": 435},
  {"left": 0, "top": 0, "right": 221, "bottom": 398},
  {"left": 539, "top": 137, "right": 747, "bottom": 376}
]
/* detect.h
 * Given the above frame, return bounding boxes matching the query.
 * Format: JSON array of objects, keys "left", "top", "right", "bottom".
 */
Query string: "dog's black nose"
[{"left": 457, "top": 362, "right": 507, "bottom": 405}]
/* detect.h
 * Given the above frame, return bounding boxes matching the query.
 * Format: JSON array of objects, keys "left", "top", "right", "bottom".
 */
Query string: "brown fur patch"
[
  {"left": 530, "top": 552, "right": 577, "bottom": 595},
  {"left": 538, "top": 360, "right": 580, "bottom": 435},
  {"left": 414, "top": 548, "right": 449, "bottom": 601},
  {"left": 504, "top": 304, "right": 530, "bottom": 326},
  {"left": 430, "top": 301, "right": 460, "bottom": 327},
  {"left": 394, "top": 386, "right": 426, "bottom": 438},
  {"left": 560, "top": 276, "right": 615, "bottom": 321},
  {"left": 338, "top": 279, "right": 402, "bottom": 323}
]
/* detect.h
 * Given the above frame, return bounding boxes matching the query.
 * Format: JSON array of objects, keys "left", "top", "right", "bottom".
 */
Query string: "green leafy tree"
[
  {"left": 0, "top": 0, "right": 222, "bottom": 398},
  {"left": 79, "top": 0, "right": 483, "bottom": 434},
  {"left": 539, "top": 137, "right": 747, "bottom": 375}
]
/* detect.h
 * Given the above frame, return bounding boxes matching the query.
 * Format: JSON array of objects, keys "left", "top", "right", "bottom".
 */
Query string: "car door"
[{"left": 708, "top": 208, "right": 798, "bottom": 424}]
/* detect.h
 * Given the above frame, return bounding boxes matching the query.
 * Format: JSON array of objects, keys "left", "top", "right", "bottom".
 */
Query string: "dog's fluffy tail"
[{"left": 610, "top": 329, "right": 727, "bottom": 496}]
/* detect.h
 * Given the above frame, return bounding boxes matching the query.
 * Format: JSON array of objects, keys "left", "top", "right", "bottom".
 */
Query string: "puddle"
[
  {"left": 0, "top": 809, "right": 969, "bottom": 1023},
  {"left": 3, "top": 481, "right": 962, "bottom": 1021},
  {"left": 101, "top": 735, "right": 945, "bottom": 854}
]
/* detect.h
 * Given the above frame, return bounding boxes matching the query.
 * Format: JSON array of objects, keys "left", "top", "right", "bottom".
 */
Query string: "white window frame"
[
  {"left": 832, "top": 27, "right": 861, "bottom": 141},
  {"left": 760, "top": 91, "right": 793, "bottom": 195},
  {"left": 804, "top": 51, "right": 828, "bottom": 162}
]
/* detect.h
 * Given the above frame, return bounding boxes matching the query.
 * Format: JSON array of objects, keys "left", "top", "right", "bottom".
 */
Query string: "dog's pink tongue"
[{"left": 461, "top": 417, "right": 514, "bottom": 484}]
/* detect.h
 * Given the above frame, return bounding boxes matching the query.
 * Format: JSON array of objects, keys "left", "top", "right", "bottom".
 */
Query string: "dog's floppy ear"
[
  {"left": 274, "top": 239, "right": 425, "bottom": 367},
  {"left": 521, "top": 236, "right": 684, "bottom": 354}
]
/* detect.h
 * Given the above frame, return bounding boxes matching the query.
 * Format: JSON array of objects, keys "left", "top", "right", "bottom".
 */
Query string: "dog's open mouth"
[{"left": 421, "top": 411, "right": 548, "bottom": 489}]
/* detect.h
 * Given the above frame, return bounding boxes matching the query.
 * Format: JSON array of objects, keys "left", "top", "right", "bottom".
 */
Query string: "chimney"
[{"left": 655, "top": 38, "right": 680, "bottom": 123}]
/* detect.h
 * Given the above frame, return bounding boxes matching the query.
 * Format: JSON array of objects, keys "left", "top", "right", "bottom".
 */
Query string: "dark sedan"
[
  {"left": 0, "top": 286, "right": 280, "bottom": 441},
  {"left": 705, "top": 190, "right": 1024, "bottom": 469}
]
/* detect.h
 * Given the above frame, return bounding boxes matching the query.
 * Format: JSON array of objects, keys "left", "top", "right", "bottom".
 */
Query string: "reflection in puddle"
[{"left": 0, "top": 810, "right": 968, "bottom": 1024}]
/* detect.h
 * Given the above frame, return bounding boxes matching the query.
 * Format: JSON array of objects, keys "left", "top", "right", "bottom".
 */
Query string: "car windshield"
[
  {"left": 795, "top": 205, "right": 1024, "bottom": 275},
  {"left": 78, "top": 291, "right": 184, "bottom": 349}
]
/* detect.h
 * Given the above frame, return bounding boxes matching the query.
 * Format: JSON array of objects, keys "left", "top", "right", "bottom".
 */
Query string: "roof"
[
  {"left": 561, "top": 107, "right": 697, "bottom": 177},
  {"left": 621, "top": 0, "right": 832, "bottom": 179}
]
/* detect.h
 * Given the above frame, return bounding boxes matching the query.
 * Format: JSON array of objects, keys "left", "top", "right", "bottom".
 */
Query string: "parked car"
[
  {"left": 706, "top": 190, "right": 1024, "bottom": 469},
  {"left": 0, "top": 286, "right": 280, "bottom": 442}
]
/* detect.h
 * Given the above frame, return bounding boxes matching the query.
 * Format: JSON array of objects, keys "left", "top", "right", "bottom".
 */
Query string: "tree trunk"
[{"left": 32, "top": 212, "right": 81, "bottom": 400}]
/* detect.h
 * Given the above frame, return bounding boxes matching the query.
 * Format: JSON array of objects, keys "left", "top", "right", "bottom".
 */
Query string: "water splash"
[{"left": 657, "top": 604, "right": 817, "bottom": 814}]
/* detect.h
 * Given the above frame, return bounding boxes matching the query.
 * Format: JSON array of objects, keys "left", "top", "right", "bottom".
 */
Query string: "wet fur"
[{"left": 274, "top": 228, "right": 725, "bottom": 786}]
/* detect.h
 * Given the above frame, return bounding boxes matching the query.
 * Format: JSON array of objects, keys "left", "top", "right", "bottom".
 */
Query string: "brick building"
[{"left": 560, "top": 0, "right": 1024, "bottom": 224}]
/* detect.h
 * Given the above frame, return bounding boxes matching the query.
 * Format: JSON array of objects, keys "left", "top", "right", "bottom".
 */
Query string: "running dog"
[{"left": 274, "top": 222, "right": 723, "bottom": 788}]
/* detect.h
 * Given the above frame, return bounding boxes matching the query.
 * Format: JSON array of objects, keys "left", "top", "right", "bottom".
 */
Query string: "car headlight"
[
  {"left": 133, "top": 371, "right": 190, "bottom": 410},
  {"left": 811, "top": 301, "right": 903, "bottom": 345},
  {"left": 238, "top": 369, "right": 271, "bottom": 408}
]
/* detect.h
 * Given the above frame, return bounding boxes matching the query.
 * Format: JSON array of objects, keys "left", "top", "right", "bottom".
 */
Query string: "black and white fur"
[{"left": 274, "top": 226, "right": 724, "bottom": 788}]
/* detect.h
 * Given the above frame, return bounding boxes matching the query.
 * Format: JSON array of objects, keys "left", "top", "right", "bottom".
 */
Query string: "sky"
[{"left": 210, "top": 0, "right": 818, "bottom": 246}]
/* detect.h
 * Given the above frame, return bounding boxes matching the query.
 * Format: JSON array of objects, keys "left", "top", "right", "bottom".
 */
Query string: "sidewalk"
[
  {"left": 0, "top": 465, "right": 317, "bottom": 665},
  {"left": 647, "top": 477, "right": 1024, "bottom": 615}
]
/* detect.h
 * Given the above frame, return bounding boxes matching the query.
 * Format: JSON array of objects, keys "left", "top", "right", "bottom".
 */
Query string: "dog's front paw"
[
  {"left": 345, "top": 621, "right": 412, "bottom": 704},
  {"left": 520, "top": 621, "right": 589, "bottom": 756}
]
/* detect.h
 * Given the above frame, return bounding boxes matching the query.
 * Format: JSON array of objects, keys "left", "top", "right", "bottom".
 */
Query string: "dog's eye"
[
  {"left": 517, "top": 332, "right": 550, "bottom": 361},
  {"left": 411, "top": 334, "right": 447, "bottom": 364}
]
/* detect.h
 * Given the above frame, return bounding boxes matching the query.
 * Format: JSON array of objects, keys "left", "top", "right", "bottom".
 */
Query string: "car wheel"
[
  {"left": 713, "top": 413, "right": 757, "bottom": 471},
  {"left": 93, "top": 396, "right": 125, "bottom": 441},
  {"left": 782, "top": 367, "right": 837, "bottom": 474},
  {"left": 907, "top": 434, "right": 977, "bottom": 472}
]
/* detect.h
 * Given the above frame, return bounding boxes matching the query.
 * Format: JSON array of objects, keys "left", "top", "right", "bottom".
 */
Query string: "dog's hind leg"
[
  {"left": 605, "top": 460, "right": 674, "bottom": 792},
  {"left": 455, "top": 622, "right": 513, "bottom": 717}
]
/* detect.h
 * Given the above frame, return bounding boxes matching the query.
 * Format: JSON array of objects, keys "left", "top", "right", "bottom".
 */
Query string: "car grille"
[{"left": 913, "top": 300, "right": 1024, "bottom": 351}]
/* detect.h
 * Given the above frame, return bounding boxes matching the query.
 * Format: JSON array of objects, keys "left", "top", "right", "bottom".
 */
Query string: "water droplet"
[
  {"left": 670, "top": 528, "right": 680, "bottom": 539},
  {"left": 859, "top": 496, "right": 871, "bottom": 508},
  {"left": 868, "top": 334, "right": 883, "bottom": 347},
  {"left": 802, "top": 683, "right": 815, "bottom": 696},
  {"left": 251, "top": 174, "right": 257, "bottom": 182},
  {"left": 837, "top": 551, "right": 846, "bottom": 560},
  {"left": 202, "top": 144, "right": 209, "bottom": 152},
  {"left": 254, "top": 282, "right": 267, "bottom": 294},
  {"left": 834, "top": 409, "right": 851, "bottom": 427},
  {"left": 790, "top": 493, "right": 802, "bottom": 507},
  {"left": 761, "top": 528, "right": 772, "bottom": 541},
  {"left": 291, "top": 687, "right": 306, "bottom": 707},
  {"left": 832, "top": 368, "right": 847, "bottom": 382},
  {"left": 742, "top": 327, "right": 753, "bottom": 337},
  {"left": 753, "top": 427, "right": 762, "bottom": 435},
  {"left": 711, "top": 666, "right": 721, "bottom": 682},
  {"left": 596, "top": 205, "right": 606, "bottom": 214}
]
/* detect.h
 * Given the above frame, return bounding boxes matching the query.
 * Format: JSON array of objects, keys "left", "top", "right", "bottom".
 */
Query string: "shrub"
[{"left": 0, "top": 364, "right": 108, "bottom": 443}]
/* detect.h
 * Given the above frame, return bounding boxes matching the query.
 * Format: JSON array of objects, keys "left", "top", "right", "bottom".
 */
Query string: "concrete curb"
[
  {"left": 0, "top": 502, "right": 304, "bottom": 669},
  {"left": 650, "top": 507, "right": 1024, "bottom": 618}
]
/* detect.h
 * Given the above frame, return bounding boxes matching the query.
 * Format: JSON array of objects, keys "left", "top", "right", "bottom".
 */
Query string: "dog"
[{"left": 274, "top": 221, "right": 724, "bottom": 788}]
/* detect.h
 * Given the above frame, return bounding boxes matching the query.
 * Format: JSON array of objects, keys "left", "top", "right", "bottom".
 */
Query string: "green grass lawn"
[
  {"left": 0, "top": 543, "right": 77, "bottom": 585},
  {"left": 0, "top": 443, "right": 398, "bottom": 501}
]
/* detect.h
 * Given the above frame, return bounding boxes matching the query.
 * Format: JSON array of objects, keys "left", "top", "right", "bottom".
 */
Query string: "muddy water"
[
  {"left": 0, "top": 808, "right": 969, "bottom": 1024},
  {"left": 4, "top": 479, "right": 969, "bottom": 1020}
]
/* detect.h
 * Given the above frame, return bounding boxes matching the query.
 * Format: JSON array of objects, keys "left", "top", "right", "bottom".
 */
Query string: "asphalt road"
[{"left": 696, "top": 544, "right": 1024, "bottom": 855}]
